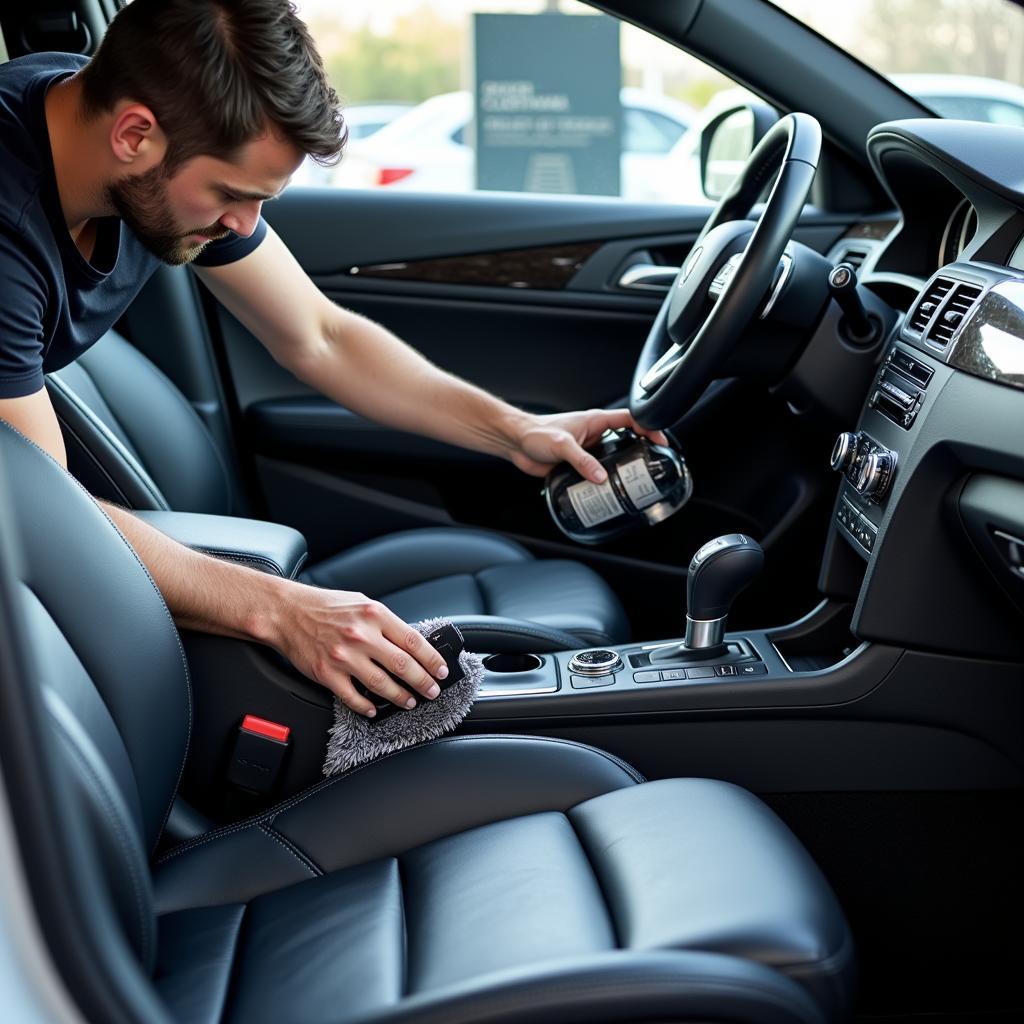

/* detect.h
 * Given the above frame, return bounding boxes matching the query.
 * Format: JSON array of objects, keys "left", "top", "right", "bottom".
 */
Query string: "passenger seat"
[{"left": 47, "top": 330, "right": 630, "bottom": 652}]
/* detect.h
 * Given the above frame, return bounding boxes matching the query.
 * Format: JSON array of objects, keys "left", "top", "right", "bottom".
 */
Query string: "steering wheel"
[{"left": 630, "top": 113, "right": 822, "bottom": 429}]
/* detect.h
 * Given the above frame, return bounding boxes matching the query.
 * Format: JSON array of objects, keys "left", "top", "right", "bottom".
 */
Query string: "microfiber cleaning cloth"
[{"left": 323, "top": 616, "right": 484, "bottom": 775}]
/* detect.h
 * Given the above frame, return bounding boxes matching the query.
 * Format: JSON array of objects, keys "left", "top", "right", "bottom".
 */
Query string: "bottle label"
[
  {"left": 567, "top": 477, "right": 624, "bottom": 528},
  {"left": 619, "top": 457, "right": 661, "bottom": 510}
]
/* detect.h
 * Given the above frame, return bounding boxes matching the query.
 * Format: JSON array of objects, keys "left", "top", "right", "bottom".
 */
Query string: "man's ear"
[{"left": 109, "top": 102, "right": 167, "bottom": 168}]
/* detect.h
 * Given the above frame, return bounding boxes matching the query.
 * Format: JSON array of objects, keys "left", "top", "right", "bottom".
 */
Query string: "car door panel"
[{"left": 202, "top": 188, "right": 854, "bottom": 631}]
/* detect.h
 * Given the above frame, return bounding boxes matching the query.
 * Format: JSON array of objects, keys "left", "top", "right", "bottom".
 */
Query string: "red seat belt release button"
[
  {"left": 241, "top": 715, "right": 291, "bottom": 743},
  {"left": 227, "top": 715, "right": 291, "bottom": 795}
]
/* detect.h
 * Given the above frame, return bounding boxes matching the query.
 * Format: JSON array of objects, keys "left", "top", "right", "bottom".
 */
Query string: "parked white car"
[
  {"left": 332, "top": 88, "right": 694, "bottom": 200},
  {"left": 289, "top": 102, "right": 414, "bottom": 188},
  {"left": 658, "top": 75, "right": 1024, "bottom": 207},
  {"left": 890, "top": 73, "right": 1024, "bottom": 126}
]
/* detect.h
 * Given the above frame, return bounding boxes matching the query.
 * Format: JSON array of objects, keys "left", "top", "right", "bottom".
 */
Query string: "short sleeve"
[
  {"left": 192, "top": 216, "right": 268, "bottom": 267},
  {"left": 0, "top": 226, "right": 48, "bottom": 399}
]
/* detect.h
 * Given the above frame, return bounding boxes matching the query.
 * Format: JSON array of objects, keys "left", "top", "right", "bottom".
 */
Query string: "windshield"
[{"left": 771, "top": 0, "right": 1024, "bottom": 124}]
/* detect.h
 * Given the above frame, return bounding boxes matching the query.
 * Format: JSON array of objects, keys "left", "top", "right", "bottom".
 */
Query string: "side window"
[
  {"left": 292, "top": 0, "right": 739, "bottom": 204},
  {"left": 623, "top": 107, "right": 688, "bottom": 155}
]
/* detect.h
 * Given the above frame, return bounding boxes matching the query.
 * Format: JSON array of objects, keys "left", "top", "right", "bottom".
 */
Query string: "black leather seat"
[
  {"left": 0, "top": 419, "right": 855, "bottom": 1023},
  {"left": 47, "top": 330, "right": 629, "bottom": 653}
]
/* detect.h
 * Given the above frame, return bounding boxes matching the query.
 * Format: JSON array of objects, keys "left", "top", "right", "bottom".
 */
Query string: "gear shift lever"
[{"left": 651, "top": 533, "right": 764, "bottom": 662}]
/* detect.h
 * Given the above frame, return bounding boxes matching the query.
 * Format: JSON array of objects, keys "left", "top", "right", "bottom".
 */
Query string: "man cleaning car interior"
[{"left": 0, "top": 0, "right": 662, "bottom": 719}]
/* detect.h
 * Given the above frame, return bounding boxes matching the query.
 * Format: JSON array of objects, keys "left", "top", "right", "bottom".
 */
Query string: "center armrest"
[{"left": 133, "top": 510, "right": 308, "bottom": 579}]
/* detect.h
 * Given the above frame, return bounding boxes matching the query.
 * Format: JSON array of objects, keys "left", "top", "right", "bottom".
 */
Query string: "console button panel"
[
  {"left": 867, "top": 346, "right": 933, "bottom": 428},
  {"left": 832, "top": 343, "right": 945, "bottom": 561},
  {"left": 836, "top": 493, "right": 878, "bottom": 554}
]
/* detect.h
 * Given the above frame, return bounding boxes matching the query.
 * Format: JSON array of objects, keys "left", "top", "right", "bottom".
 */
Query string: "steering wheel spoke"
[{"left": 639, "top": 342, "right": 685, "bottom": 392}]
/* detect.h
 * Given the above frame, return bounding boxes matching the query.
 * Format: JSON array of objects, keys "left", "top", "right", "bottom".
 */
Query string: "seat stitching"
[
  {"left": 257, "top": 823, "right": 322, "bottom": 876},
  {"left": 262, "top": 734, "right": 646, "bottom": 818},
  {"left": 198, "top": 549, "right": 285, "bottom": 576},
  {"left": 157, "top": 821, "right": 263, "bottom": 865},
  {"left": 0, "top": 421, "right": 193, "bottom": 852},
  {"left": 156, "top": 735, "right": 643, "bottom": 863},
  {"left": 53, "top": 414, "right": 135, "bottom": 508}
]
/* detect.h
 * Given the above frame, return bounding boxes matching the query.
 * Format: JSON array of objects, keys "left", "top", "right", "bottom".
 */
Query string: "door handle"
[{"left": 617, "top": 263, "right": 680, "bottom": 291}]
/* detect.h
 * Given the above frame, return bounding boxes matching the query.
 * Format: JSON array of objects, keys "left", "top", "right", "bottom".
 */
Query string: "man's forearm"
[
  {"left": 290, "top": 307, "right": 532, "bottom": 459},
  {"left": 99, "top": 500, "right": 284, "bottom": 642}
]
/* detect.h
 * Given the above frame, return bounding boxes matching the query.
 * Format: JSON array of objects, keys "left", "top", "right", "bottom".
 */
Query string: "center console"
[{"left": 470, "top": 525, "right": 895, "bottom": 718}]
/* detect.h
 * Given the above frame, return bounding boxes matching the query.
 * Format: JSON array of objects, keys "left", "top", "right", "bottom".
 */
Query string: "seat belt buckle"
[{"left": 226, "top": 715, "right": 291, "bottom": 796}]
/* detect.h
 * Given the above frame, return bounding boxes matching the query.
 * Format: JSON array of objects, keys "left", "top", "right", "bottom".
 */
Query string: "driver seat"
[
  {"left": 0, "top": 418, "right": 856, "bottom": 1023},
  {"left": 47, "top": 329, "right": 630, "bottom": 653}
]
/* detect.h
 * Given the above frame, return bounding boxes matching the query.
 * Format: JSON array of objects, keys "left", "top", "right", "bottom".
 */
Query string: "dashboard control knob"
[
  {"left": 830, "top": 432, "right": 859, "bottom": 473},
  {"left": 854, "top": 450, "right": 896, "bottom": 500},
  {"left": 567, "top": 649, "right": 623, "bottom": 676}
]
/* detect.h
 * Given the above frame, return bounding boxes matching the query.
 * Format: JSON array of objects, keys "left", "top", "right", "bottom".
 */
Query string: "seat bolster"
[
  {"left": 448, "top": 615, "right": 585, "bottom": 653},
  {"left": 352, "top": 950, "right": 826, "bottom": 1024},
  {"left": 300, "top": 527, "right": 532, "bottom": 594},
  {"left": 476, "top": 560, "right": 630, "bottom": 646},
  {"left": 153, "top": 821, "right": 319, "bottom": 915},
  {"left": 269, "top": 736, "right": 641, "bottom": 875},
  {"left": 48, "top": 371, "right": 171, "bottom": 511},
  {"left": 74, "top": 332, "right": 236, "bottom": 514},
  {"left": 154, "top": 735, "right": 641, "bottom": 914}
]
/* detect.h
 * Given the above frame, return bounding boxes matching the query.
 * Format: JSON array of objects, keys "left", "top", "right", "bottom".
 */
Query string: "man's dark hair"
[{"left": 79, "top": 0, "right": 345, "bottom": 172}]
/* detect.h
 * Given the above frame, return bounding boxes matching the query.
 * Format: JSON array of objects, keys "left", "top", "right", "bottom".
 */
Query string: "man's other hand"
[
  {"left": 263, "top": 587, "right": 450, "bottom": 717},
  {"left": 508, "top": 408, "right": 669, "bottom": 484}
]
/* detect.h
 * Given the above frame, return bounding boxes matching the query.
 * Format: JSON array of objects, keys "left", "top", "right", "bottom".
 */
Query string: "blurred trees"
[
  {"left": 309, "top": 0, "right": 1024, "bottom": 113},
  {"left": 311, "top": 9, "right": 464, "bottom": 104},
  {"left": 860, "top": 0, "right": 1024, "bottom": 83}
]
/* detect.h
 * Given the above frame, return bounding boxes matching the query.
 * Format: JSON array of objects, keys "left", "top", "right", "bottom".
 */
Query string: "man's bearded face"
[{"left": 107, "top": 164, "right": 229, "bottom": 266}]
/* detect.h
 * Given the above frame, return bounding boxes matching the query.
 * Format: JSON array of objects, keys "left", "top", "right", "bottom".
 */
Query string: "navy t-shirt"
[{"left": 0, "top": 52, "right": 267, "bottom": 399}]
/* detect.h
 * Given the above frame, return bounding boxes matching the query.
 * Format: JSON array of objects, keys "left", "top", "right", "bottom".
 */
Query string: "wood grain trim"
[{"left": 347, "top": 242, "right": 602, "bottom": 290}]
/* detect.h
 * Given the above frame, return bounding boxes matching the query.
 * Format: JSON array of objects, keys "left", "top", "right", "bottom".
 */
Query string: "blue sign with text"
[{"left": 473, "top": 13, "right": 622, "bottom": 196}]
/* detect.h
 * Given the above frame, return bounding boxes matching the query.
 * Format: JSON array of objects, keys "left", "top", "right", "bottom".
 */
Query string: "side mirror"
[{"left": 700, "top": 101, "right": 780, "bottom": 200}]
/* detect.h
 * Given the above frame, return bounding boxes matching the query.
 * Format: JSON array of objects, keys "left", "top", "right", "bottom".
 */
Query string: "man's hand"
[
  {"left": 96, "top": 504, "right": 448, "bottom": 719},
  {"left": 507, "top": 408, "right": 669, "bottom": 484},
  {"left": 258, "top": 583, "right": 450, "bottom": 718}
]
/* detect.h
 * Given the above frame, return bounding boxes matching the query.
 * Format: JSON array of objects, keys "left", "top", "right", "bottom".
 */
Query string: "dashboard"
[{"left": 815, "top": 117, "right": 1024, "bottom": 661}]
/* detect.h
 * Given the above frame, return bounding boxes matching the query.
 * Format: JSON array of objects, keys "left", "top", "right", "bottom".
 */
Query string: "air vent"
[
  {"left": 927, "top": 282, "right": 982, "bottom": 347},
  {"left": 908, "top": 277, "right": 955, "bottom": 334},
  {"left": 836, "top": 244, "right": 871, "bottom": 271}
]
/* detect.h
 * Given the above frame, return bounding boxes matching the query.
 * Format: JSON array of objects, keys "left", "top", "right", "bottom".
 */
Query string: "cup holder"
[{"left": 483, "top": 653, "right": 543, "bottom": 674}]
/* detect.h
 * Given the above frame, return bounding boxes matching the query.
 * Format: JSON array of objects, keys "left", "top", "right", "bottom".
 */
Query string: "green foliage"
[
  {"left": 313, "top": 11, "right": 465, "bottom": 105},
  {"left": 675, "top": 76, "right": 732, "bottom": 111}
]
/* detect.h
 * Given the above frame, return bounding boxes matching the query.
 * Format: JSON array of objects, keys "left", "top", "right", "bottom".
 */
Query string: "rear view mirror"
[{"left": 700, "top": 100, "right": 779, "bottom": 200}]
